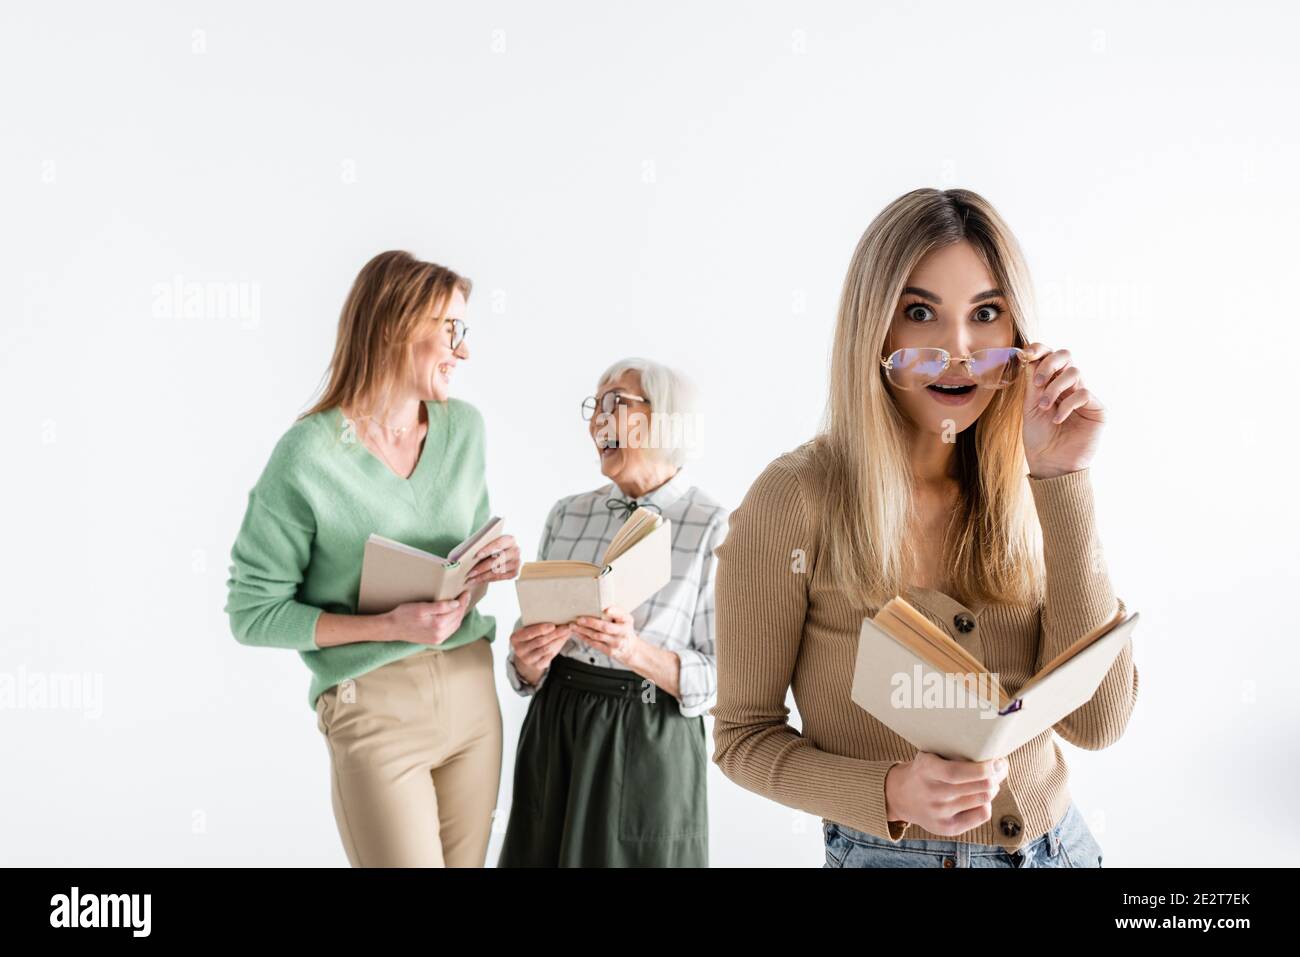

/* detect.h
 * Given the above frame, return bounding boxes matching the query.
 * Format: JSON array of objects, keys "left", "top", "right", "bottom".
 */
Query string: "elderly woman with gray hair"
[{"left": 497, "top": 357, "right": 729, "bottom": 867}]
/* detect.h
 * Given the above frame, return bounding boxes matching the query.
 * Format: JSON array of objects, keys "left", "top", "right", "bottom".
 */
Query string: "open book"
[
  {"left": 515, "top": 507, "right": 671, "bottom": 625},
  {"left": 850, "top": 595, "right": 1138, "bottom": 762},
  {"left": 356, "top": 516, "right": 505, "bottom": 614}
]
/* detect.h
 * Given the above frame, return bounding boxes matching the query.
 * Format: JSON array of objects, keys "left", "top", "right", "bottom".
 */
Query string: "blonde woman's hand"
[
  {"left": 884, "top": 752, "right": 1010, "bottom": 837},
  {"left": 1020, "top": 342, "right": 1106, "bottom": 479},
  {"left": 465, "top": 535, "right": 521, "bottom": 586},
  {"left": 383, "top": 591, "right": 471, "bottom": 645},
  {"left": 510, "top": 621, "right": 573, "bottom": 686}
]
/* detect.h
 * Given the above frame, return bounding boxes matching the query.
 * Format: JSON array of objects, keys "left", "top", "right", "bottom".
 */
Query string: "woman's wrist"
[
  {"left": 622, "top": 634, "right": 649, "bottom": 674},
  {"left": 315, "top": 610, "right": 393, "bottom": 648},
  {"left": 515, "top": 656, "right": 543, "bottom": 687},
  {"left": 1027, "top": 463, "right": 1083, "bottom": 481},
  {"left": 627, "top": 641, "right": 681, "bottom": 700},
  {"left": 883, "top": 759, "right": 916, "bottom": 828},
  {"left": 373, "top": 609, "right": 396, "bottom": 642}
]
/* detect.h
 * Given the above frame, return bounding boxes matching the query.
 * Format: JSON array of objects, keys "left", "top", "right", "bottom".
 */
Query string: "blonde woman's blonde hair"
[
  {"left": 813, "top": 187, "right": 1045, "bottom": 609},
  {"left": 301, "top": 250, "right": 471, "bottom": 422}
]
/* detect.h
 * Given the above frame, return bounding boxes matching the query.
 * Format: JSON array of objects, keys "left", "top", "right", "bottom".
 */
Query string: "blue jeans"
[{"left": 823, "top": 801, "right": 1104, "bottom": 868}]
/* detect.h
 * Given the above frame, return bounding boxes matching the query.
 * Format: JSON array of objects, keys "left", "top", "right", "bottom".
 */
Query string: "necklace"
[
  {"left": 349, "top": 407, "right": 424, "bottom": 479},
  {"left": 346, "top": 403, "right": 421, "bottom": 436},
  {"left": 368, "top": 425, "right": 424, "bottom": 479},
  {"left": 373, "top": 413, "right": 419, "bottom": 435}
]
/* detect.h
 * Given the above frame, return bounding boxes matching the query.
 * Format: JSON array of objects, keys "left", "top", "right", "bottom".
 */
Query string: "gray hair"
[{"left": 596, "top": 356, "right": 699, "bottom": 468}]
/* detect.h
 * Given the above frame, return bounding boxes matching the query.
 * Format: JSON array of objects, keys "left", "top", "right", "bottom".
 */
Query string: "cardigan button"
[
  {"left": 954, "top": 613, "right": 976, "bottom": 633},
  {"left": 999, "top": 816, "right": 1022, "bottom": 838}
]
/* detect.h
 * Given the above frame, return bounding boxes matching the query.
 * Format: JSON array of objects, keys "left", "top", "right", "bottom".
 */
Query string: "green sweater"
[{"left": 224, "top": 398, "right": 497, "bottom": 710}]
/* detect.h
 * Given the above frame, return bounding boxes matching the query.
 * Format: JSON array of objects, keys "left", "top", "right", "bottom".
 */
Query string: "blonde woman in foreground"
[{"left": 711, "top": 188, "right": 1137, "bottom": 868}]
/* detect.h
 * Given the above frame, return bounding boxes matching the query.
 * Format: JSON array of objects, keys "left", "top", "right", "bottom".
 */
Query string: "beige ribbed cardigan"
[{"left": 709, "top": 441, "right": 1138, "bottom": 852}]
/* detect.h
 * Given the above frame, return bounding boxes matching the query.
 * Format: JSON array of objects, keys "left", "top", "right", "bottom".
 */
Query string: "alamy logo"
[
  {"left": 49, "top": 887, "right": 151, "bottom": 937},
  {"left": 0, "top": 667, "right": 103, "bottom": 719},
  {"left": 890, "top": 666, "right": 1006, "bottom": 719}
]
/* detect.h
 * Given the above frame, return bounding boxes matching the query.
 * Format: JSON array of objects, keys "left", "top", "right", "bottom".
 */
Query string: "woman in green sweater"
[{"left": 224, "top": 250, "right": 520, "bottom": 867}]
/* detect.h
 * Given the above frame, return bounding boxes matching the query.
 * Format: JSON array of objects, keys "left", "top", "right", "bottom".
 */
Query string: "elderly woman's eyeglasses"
[
  {"left": 879, "top": 347, "right": 1029, "bottom": 390},
  {"left": 444, "top": 318, "right": 468, "bottom": 351},
  {"left": 581, "top": 390, "right": 648, "bottom": 420}
]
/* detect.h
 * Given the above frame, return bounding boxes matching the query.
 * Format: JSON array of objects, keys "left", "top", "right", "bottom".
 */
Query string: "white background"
[{"left": 3, "top": 0, "right": 1297, "bottom": 867}]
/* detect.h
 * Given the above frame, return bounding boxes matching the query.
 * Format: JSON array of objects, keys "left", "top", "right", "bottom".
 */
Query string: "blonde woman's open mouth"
[{"left": 926, "top": 378, "right": 977, "bottom": 405}]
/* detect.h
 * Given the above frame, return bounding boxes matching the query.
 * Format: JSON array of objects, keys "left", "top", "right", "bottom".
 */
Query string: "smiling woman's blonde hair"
[
  {"left": 812, "top": 187, "right": 1045, "bottom": 609},
  {"left": 301, "top": 250, "right": 471, "bottom": 422}
]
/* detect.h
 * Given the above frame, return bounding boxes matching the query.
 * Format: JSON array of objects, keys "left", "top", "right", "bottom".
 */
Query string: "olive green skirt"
[{"left": 497, "top": 654, "right": 708, "bottom": 867}]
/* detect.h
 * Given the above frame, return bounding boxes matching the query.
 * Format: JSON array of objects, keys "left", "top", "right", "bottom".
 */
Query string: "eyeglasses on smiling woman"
[
  {"left": 442, "top": 317, "right": 468, "bottom": 351},
  {"left": 879, "top": 346, "right": 1030, "bottom": 392},
  {"left": 580, "top": 389, "right": 649, "bottom": 420}
]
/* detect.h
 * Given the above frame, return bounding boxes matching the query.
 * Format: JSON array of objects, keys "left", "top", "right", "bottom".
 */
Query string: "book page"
[
  {"left": 447, "top": 515, "right": 504, "bottom": 564},
  {"left": 518, "top": 560, "right": 603, "bottom": 580},
  {"left": 604, "top": 508, "right": 662, "bottom": 563}
]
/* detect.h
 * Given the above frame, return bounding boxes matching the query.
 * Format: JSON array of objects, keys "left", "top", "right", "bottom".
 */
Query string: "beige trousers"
[{"left": 314, "top": 638, "right": 503, "bottom": 867}]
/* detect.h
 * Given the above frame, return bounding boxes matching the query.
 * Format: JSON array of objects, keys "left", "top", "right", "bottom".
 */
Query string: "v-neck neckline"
[{"left": 334, "top": 401, "right": 450, "bottom": 487}]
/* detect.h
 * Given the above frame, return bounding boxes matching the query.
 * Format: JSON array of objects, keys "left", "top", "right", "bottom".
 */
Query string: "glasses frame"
[
  {"left": 879, "top": 346, "right": 1031, "bottom": 390},
  {"left": 443, "top": 317, "right": 468, "bottom": 351},
  {"left": 581, "top": 390, "right": 650, "bottom": 421}
]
